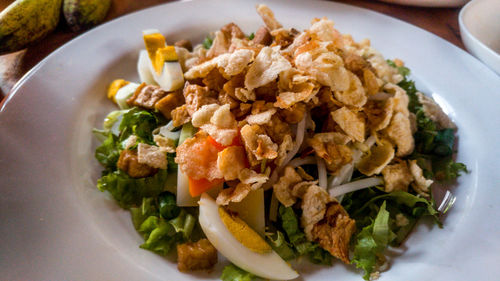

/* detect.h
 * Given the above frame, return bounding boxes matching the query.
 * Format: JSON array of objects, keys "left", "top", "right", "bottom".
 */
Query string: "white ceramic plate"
[{"left": 1, "top": 0, "right": 500, "bottom": 280}]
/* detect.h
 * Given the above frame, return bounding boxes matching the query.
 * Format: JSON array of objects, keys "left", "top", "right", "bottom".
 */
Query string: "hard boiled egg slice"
[
  {"left": 141, "top": 30, "right": 184, "bottom": 91},
  {"left": 114, "top": 82, "right": 140, "bottom": 110},
  {"left": 198, "top": 193, "right": 299, "bottom": 280},
  {"left": 137, "top": 50, "right": 157, "bottom": 85},
  {"left": 228, "top": 188, "right": 265, "bottom": 236}
]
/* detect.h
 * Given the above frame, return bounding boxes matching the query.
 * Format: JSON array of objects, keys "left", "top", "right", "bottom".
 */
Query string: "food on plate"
[{"left": 93, "top": 4, "right": 468, "bottom": 280}]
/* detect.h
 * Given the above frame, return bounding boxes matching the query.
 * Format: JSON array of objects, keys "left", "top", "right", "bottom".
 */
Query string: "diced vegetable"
[{"left": 188, "top": 177, "right": 224, "bottom": 197}]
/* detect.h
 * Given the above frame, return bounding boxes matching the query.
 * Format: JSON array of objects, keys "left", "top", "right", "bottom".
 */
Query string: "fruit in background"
[
  {"left": 63, "top": 0, "right": 111, "bottom": 32},
  {"left": 0, "top": 0, "right": 63, "bottom": 55}
]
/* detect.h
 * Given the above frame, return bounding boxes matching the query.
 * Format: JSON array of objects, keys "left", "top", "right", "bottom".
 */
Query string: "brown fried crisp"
[
  {"left": 273, "top": 166, "right": 303, "bottom": 207},
  {"left": 127, "top": 83, "right": 168, "bottom": 109},
  {"left": 253, "top": 26, "right": 273, "bottom": 46},
  {"left": 382, "top": 160, "right": 413, "bottom": 192},
  {"left": 362, "top": 68, "right": 380, "bottom": 95},
  {"left": 177, "top": 239, "right": 218, "bottom": 272},
  {"left": 364, "top": 99, "right": 395, "bottom": 132},
  {"left": 137, "top": 143, "right": 168, "bottom": 169},
  {"left": 117, "top": 149, "right": 158, "bottom": 178},
  {"left": 183, "top": 82, "right": 218, "bottom": 116},
  {"left": 185, "top": 49, "right": 255, "bottom": 80},
  {"left": 245, "top": 46, "right": 292, "bottom": 91},
  {"left": 311, "top": 202, "right": 356, "bottom": 264},
  {"left": 417, "top": 92, "right": 456, "bottom": 129},
  {"left": 240, "top": 124, "right": 278, "bottom": 165},
  {"left": 384, "top": 111, "right": 414, "bottom": 157},
  {"left": 217, "top": 146, "right": 247, "bottom": 181},
  {"left": 308, "top": 132, "right": 352, "bottom": 173},
  {"left": 256, "top": 4, "right": 283, "bottom": 31},
  {"left": 216, "top": 183, "right": 251, "bottom": 206},
  {"left": 301, "top": 184, "right": 331, "bottom": 239},
  {"left": 408, "top": 160, "right": 433, "bottom": 196},
  {"left": 331, "top": 107, "right": 366, "bottom": 142},
  {"left": 333, "top": 71, "right": 367, "bottom": 108},
  {"left": 356, "top": 140, "right": 395, "bottom": 176}
]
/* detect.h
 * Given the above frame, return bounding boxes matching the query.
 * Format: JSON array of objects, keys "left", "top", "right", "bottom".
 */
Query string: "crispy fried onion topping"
[{"left": 192, "top": 104, "right": 238, "bottom": 146}]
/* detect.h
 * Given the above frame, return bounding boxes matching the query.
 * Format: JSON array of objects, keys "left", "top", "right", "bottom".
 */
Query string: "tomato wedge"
[
  {"left": 188, "top": 177, "right": 224, "bottom": 197},
  {"left": 207, "top": 133, "right": 243, "bottom": 151}
]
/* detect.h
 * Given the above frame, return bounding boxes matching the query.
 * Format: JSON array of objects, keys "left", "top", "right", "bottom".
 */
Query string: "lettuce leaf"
[
  {"left": 352, "top": 201, "right": 394, "bottom": 280},
  {"left": 130, "top": 197, "right": 196, "bottom": 256},
  {"left": 97, "top": 169, "right": 168, "bottom": 208},
  {"left": 277, "top": 205, "right": 332, "bottom": 265},
  {"left": 266, "top": 231, "right": 296, "bottom": 261},
  {"left": 94, "top": 131, "right": 121, "bottom": 172},
  {"left": 118, "top": 107, "right": 159, "bottom": 144},
  {"left": 221, "top": 263, "right": 259, "bottom": 281}
]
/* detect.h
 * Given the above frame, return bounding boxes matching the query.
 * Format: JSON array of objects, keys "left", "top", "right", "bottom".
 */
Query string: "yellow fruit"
[
  {"left": 63, "top": 0, "right": 111, "bottom": 32},
  {"left": 0, "top": 0, "right": 62, "bottom": 54}
]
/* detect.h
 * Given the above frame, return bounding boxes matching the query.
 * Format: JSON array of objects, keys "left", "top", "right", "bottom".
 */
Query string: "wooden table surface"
[{"left": 0, "top": 0, "right": 464, "bottom": 101}]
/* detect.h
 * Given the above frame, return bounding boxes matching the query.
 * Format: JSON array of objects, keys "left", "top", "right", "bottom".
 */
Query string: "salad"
[{"left": 93, "top": 4, "right": 468, "bottom": 281}]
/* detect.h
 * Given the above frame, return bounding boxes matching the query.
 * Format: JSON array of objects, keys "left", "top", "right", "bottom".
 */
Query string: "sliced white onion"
[
  {"left": 329, "top": 177, "right": 383, "bottom": 198},
  {"left": 329, "top": 163, "right": 354, "bottom": 188},
  {"left": 316, "top": 156, "right": 327, "bottom": 190}
]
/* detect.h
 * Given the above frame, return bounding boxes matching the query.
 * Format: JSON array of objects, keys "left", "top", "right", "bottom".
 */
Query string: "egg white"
[
  {"left": 198, "top": 193, "right": 299, "bottom": 280},
  {"left": 137, "top": 50, "right": 157, "bottom": 85}
]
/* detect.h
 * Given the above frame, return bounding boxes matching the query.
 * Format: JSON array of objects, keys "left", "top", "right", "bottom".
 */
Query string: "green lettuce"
[
  {"left": 266, "top": 231, "right": 296, "bottom": 261},
  {"left": 344, "top": 188, "right": 441, "bottom": 279},
  {"left": 276, "top": 205, "right": 332, "bottom": 265},
  {"left": 97, "top": 169, "right": 169, "bottom": 208},
  {"left": 352, "top": 201, "right": 395, "bottom": 280},
  {"left": 130, "top": 196, "right": 196, "bottom": 256},
  {"left": 118, "top": 107, "right": 159, "bottom": 144},
  {"left": 94, "top": 131, "right": 121, "bottom": 172},
  {"left": 221, "top": 264, "right": 258, "bottom": 281}
]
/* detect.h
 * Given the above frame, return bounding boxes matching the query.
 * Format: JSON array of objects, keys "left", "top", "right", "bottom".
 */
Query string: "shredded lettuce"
[
  {"left": 130, "top": 196, "right": 196, "bottom": 256},
  {"left": 266, "top": 231, "right": 296, "bottom": 261},
  {"left": 352, "top": 201, "right": 394, "bottom": 280},
  {"left": 94, "top": 131, "right": 121, "bottom": 172},
  {"left": 276, "top": 205, "right": 332, "bottom": 265},
  {"left": 119, "top": 107, "right": 159, "bottom": 144},
  {"left": 97, "top": 168, "right": 169, "bottom": 208},
  {"left": 221, "top": 263, "right": 259, "bottom": 281},
  {"left": 344, "top": 187, "right": 441, "bottom": 279}
]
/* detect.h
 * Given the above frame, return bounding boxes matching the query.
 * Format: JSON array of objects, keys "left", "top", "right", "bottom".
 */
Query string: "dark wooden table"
[{"left": 0, "top": 0, "right": 464, "bottom": 101}]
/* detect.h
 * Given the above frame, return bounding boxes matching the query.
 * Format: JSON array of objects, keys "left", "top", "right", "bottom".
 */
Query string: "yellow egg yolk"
[
  {"left": 218, "top": 207, "right": 271, "bottom": 254},
  {"left": 154, "top": 46, "right": 179, "bottom": 74},
  {"left": 107, "top": 79, "right": 129, "bottom": 102},
  {"left": 143, "top": 33, "right": 166, "bottom": 74}
]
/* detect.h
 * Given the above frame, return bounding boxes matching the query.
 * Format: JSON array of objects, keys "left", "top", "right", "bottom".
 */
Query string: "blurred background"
[{"left": 0, "top": 0, "right": 469, "bottom": 100}]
